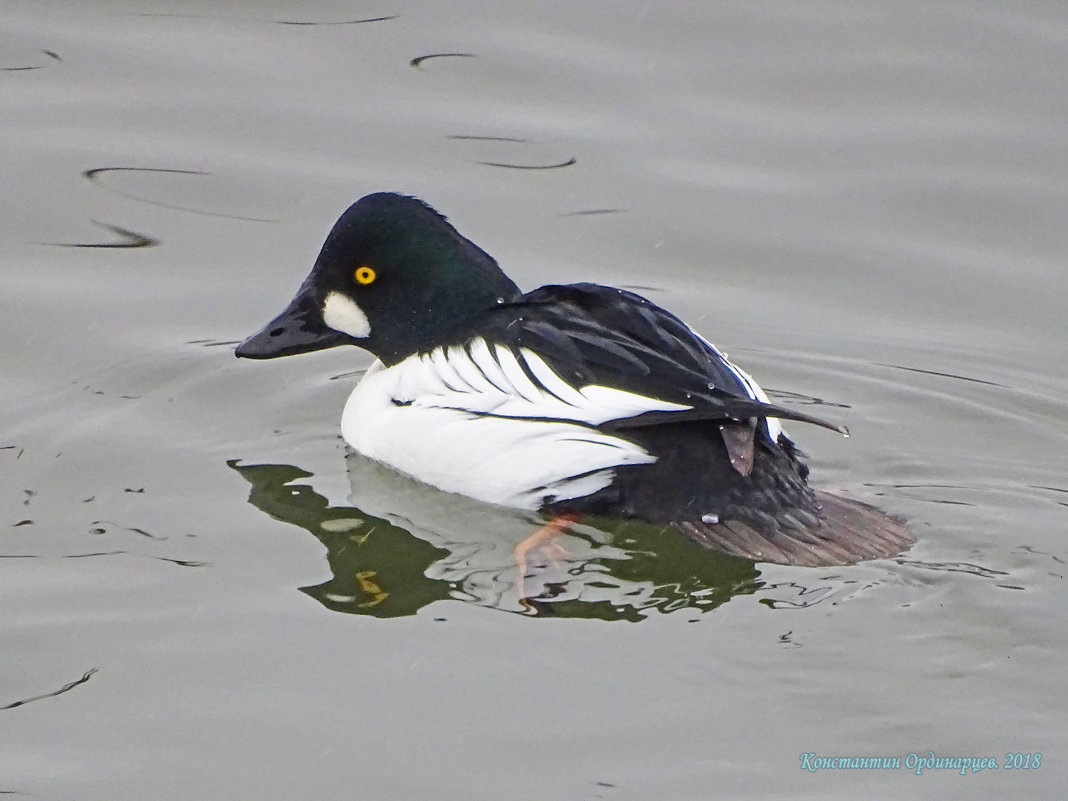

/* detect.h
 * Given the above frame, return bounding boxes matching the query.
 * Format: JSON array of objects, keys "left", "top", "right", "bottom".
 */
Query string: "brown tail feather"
[{"left": 674, "top": 490, "right": 914, "bottom": 567}]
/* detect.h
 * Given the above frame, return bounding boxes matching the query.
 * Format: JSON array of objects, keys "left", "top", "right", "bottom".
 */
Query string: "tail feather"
[{"left": 674, "top": 490, "right": 914, "bottom": 567}]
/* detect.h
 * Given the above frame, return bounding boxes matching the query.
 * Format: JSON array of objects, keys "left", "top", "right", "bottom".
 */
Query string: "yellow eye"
[{"left": 354, "top": 266, "right": 376, "bottom": 285}]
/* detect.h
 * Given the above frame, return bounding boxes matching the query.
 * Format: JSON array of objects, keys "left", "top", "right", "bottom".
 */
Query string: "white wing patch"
[{"left": 388, "top": 337, "right": 691, "bottom": 425}]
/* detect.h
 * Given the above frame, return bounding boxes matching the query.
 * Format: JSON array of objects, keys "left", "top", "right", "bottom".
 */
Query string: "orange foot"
[{"left": 514, "top": 514, "right": 578, "bottom": 604}]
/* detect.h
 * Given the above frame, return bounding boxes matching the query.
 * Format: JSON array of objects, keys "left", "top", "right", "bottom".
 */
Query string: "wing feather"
[
  {"left": 488, "top": 284, "right": 847, "bottom": 435},
  {"left": 392, "top": 284, "right": 844, "bottom": 436}
]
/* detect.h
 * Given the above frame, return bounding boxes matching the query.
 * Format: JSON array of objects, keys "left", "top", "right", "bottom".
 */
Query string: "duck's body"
[{"left": 237, "top": 193, "right": 913, "bottom": 566}]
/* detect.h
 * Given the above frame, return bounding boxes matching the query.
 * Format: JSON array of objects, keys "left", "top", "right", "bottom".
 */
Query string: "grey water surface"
[{"left": 2, "top": 2, "right": 1066, "bottom": 799}]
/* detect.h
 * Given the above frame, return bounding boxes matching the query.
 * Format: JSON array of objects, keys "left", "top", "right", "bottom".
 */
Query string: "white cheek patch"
[{"left": 322, "top": 291, "right": 371, "bottom": 338}]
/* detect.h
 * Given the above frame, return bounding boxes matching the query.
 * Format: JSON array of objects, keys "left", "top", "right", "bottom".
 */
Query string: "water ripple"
[
  {"left": 477, "top": 156, "right": 577, "bottom": 170},
  {"left": 765, "top": 388, "right": 852, "bottom": 410},
  {"left": 134, "top": 13, "right": 396, "bottom": 26},
  {"left": 1, "top": 668, "right": 98, "bottom": 711},
  {"left": 560, "top": 208, "right": 626, "bottom": 217},
  {"left": 49, "top": 220, "right": 159, "bottom": 249},
  {"left": 898, "top": 559, "right": 1009, "bottom": 579},
  {"left": 874, "top": 362, "right": 1007, "bottom": 388},
  {"left": 83, "top": 167, "right": 278, "bottom": 222},
  {"left": 1, "top": 49, "right": 61, "bottom": 71},
  {"left": 273, "top": 16, "right": 397, "bottom": 26},
  {"left": 410, "top": 53, "right": 476, "bottom": 69},
  {"left": 447, "top": 135, "right": 530, "bottom": 143}
]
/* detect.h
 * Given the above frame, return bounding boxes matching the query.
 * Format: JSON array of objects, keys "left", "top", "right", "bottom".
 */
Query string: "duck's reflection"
[{"left": 229, "top": 453, "right": 763, "bottom": 619}]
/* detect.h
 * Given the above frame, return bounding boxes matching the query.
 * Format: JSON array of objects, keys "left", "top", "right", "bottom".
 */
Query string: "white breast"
[{"left": 339, "top": 341, "right": 679, "bottom": 509}]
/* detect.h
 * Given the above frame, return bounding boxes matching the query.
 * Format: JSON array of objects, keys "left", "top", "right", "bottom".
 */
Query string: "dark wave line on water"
[
  {"left": 133, "top": 13, "right": 396, "bottom": 26},
  {"left": 0, "top": 550, "right": 207, "bottom": 567},
  {"left": 1, "top": 49, "right": 62, "bottom": 71},
  {"left": 186, "top": 339, "right": 242, "bottom": 348},
  {"left": 156, "top": 557, "right": 209, "bottom": 567},
  {"left": 875, "top": 481, "right": 1068, "bottom": 512},
  {"left": 330, "top": 369, "right": 368, "bottom": 381},
  {"left": 1028, "top": 485, "right": 1068, "bottom": 510},
  {"left": 49, "top": 220, "right": 159, "bottom": 249},
  {"left": 273, "top": 16, "right": 398, "bottom": 26},
  {"left": 84, "top": 166, "right": 205, "bottom": 182},
  {"left": 757, "top": 581, "right": 836, "bottom": 610},
  {"left": 448, "top": 135, "right": 530, "bottom": 143},
  {"left": 897, "top": 559, "right": 1009, "bottom": 579},
  {"left": 410, "top": 53, "right": 475, "bottom": 69},
  {"left": 891, "top": 483, "right": 966, "bottom": 489},
  {"left": 83, "top": 166, "right": 278, "bottom": 222},
  {"left": 449, "top": 136, "right": 577, "bottom": 171},
  {"left": 12, "top": 551, "right": 123, "bottom": 559},
  {"left": 887, "top": 482, "right": 976, "bottom": 490},
  {"left": 765, "top": 388, "right": 852, "bottom": 410},
  {"left": 867, "top": 480, "right": 978, "bottom": 506},
  {"left": 1018, "top": 545, "right": 1066, "bottom": 565},
  {"left": 70, "top": 382, "right": 141, "bottom": 400},
  {"left": 476, "top": 157, "right": 577, "bottom": 170},
  {"left": 1, "top": 668, "right": 98, "bottom": 711},
  {"left": 874, "top": 362, "right": 1006, "bottom": 388},
  {"left": 560, "top": 208, "right": 626, "bottom": 216},
  {"left": 1030, "top": 484, "right": 1068, "bottom": 495},
  {"left": 89, "top": 520, "right": 166, "bottom": 540}
]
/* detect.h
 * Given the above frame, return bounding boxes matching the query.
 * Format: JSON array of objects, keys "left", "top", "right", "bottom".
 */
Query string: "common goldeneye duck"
[{"left": 236, "top": 192, "right": 913, "bottom": 567}]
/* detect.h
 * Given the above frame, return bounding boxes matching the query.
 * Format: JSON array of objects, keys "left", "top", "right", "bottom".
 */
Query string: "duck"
[{"left": 236, "top": 192, "right": 913, "bottom": 568}]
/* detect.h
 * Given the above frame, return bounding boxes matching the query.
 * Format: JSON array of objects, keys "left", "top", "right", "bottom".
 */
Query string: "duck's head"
[{"left": 236, "top": 193, "right": 521, "bottom": 366}]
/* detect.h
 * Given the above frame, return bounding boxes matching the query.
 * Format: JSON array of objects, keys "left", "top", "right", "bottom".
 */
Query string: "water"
[{"left": 3, "top": 2, "right": 1066, "bottom": 798}]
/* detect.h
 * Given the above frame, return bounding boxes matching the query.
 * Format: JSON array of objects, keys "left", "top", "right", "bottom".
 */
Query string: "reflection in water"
[
  {"left": 229, "top": 456, "right": 763, "bottom": 620},
  {"left": 231, "top": 460, "right": 453, "bottom": 617}
]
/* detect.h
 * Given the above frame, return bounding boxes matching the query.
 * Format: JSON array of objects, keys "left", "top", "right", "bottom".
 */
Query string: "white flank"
[
  {"left": 333, "top": 321, "right": 793, "bottom": 507},
  {"left": 322, "top": 291, "right": 371, "bottom": 338},
  {"left": 342, "top": 357, "right": 658, "bottom": 509}
]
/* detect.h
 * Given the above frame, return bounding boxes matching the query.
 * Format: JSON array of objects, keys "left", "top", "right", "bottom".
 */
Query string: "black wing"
[{"left": 473, "top": 283, "right": 846, "bottom": 434}]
